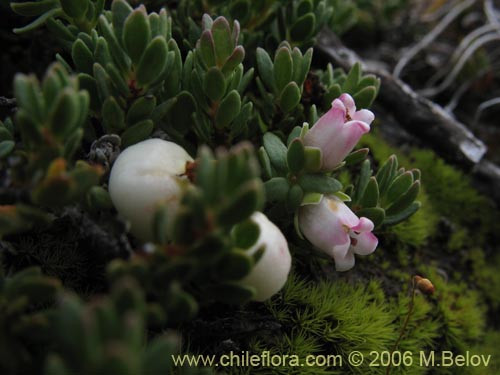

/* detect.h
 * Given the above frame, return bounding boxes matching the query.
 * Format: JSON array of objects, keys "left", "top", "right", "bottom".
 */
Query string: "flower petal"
[
  {"left": 351, "top": 217, "right": 374, "bottom": 233},
  {"left": 351, "top": 231, "right": 378, "bottom": 255},
  {"left": 352, "top": 109, "right": 374, "bottom": 125},
  {"left": 339, "top": 93, "right": 356, "bottom": 114},
  {"left": 333, "top": 248, "right": 355, "bottom": 272}
]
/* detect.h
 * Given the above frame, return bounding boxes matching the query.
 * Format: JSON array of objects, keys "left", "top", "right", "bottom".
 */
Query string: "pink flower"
[
  {"left": 303, "top": 93, "right": 374, "bottom": 171},
  {"left": 298, "top": 195, "right": 378, "bottom": 271}
]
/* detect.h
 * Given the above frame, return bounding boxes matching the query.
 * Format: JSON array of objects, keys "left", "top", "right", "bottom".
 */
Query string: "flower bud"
[
  {"left": 108, "top": 139, "right": 193, "bottom": 242},
  {"left": 303, "top": 93, "right": 374, "bottom": 171},
  {"left": 414, "top": 275, "right": 435, "bottom": 295},
  {"left": 239, "top": 212, "right": 292, "bottom": 301}
]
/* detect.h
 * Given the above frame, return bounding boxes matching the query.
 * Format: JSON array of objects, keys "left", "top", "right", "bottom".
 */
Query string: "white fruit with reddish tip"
[
  {"left": 240, "top": 212, "right": 292, "bottom": 301},
  {"left": 108, "top": 138, "right": 193, "bottom": 242}
]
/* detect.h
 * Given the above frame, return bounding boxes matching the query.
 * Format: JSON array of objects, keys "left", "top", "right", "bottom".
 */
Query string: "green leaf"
[
  {"left": 211, "top": 16, "right": 233, "bottom": 66},
  {"left": 384, "top": 202, "right": 421, "bottom": 226},
  {"left": 120, "top": 119, "right": 154, "bottom": 148},
  {"left": 342, "top": 62, "right": 361, "bottom": 94},
  {"left": 303, "top": 146, "right": 321, "bottom": 172},
  {"left": 136, "top": 36, "right": 168, "bottom": 87},
  {"left": 353, "top": 86, "right": 377, "bottom": 109},
  {"left": 354, "top": 159, "right": 372, "bottom": 203},
  {"left": 198, "top": 30, "right": 216, "bottom": 67},
  {"left": 214, "top": 250, "right": 253, "bottom": 280},
  {"left": 344, "top": 148, "right": 369, "bottom": 166},
  {"left": 274, "top": 47, "right": 293, "bottom": 92},
  {"left": 287, "top": 184, "right": 304, "bottom": 211},
  {"left": 301, "top": 192, "right": 323, "bottom": 205},
  {"left": 279, "top": 81, "right": 301, "bottom": 113},
  {"left": 287, "top": 138, "right": 305, "bottom": 174},
  {"left": 218, "top": 180, "right": 263, "bottom": 227},
  {"left": 263, "top": 132, "right": 287, "bottom": 172},
  {"left": 215, "top": 90, "right": 241, "bottom": 129},
  {"left": 153, "top": 204, "right": 169, "bottom": 245},
  {"left": 298, "top": 174, "right": 342, "bottom": 194},
  {"left": 14, "top": 75, "right": 44, "bottom": 124},
  {"left": 167, "top": 92, "right": 196, "bottom": 135},
  {"left": 98, "top": 15, "right": 130, "bottom": 73},
  {"left": 385, "top": 181, "right": 420, "bottom": 215},
  {"left": 232, "top": 219, "right": 260, "bottom": 249},
  {"left": 142, "top": 336, "right": 178, "bottom": 374},
  {"left": 63, "top": 128, "right": 83, "bottom": 160},
  {"left": 49, "top": 88, "right": 79, "bottom": 138},
  {"left": 126, "top": 95, "right": 156, "bottom": 125},
  {"left": 256, "top": 48, "right": 275, "bottom": 92},
  {"left": 60, "top": 0, "right": 88, "bottom": 19},
  {"left": 13, "top": 8, "right": 61, "bottom": 34},
  {"left": 72, "top": 39, "right": 94, "bottom": 75},
  {"left": 221, "top": 46, "right": 245, "bottom": 77},
  {"left": 123, "top": 7, "right": 151, "bottom": 65},
  {"left": 290, "top": 13, "right": 315, "bottom": 42},
  {"left": 0, "top": 141, "right": 15, "bottom": 158},
  {"left": 106, "top": 63, "right": 129, "bottom": 97},
  {"left": 94, "top": 37, "right": 113, "bottom": 68},
  {"left": 11, "top": 0, "right": 58, "bottom": 16},
  {"left": 355, "top": 207, "right": 385, "bottom": 228},
  {"left": 203, "top": 67, "right": 226, "bottom": 102},
  {"left": 112, "top": 0, "right": 133, "bottom": 43},
  {"left": 102, "top": 97, "right": 125, "bottom": 133},
  {"left": 258, "top": 147, "right": 273, "bottom": 179},
  {"left": 360, "top": 177, "right": 379, "bottom": 208},
  {"left": 92, "top": 63, "right": 112, "bottom": 105},
  {"left": 297, "top": 0, "right": 313, "bottom": 15},
  {"left": 386, "top": 171, "right": 414, "bottom": 205},
  {"left": 376, "top": 155, "right": 398, "bottom": 196},
  {"left": 86, "top": 186, "right": 113, "bottom": 211},
  {"left": 264, "top": 177, "right": 289, "bottom": 202}
]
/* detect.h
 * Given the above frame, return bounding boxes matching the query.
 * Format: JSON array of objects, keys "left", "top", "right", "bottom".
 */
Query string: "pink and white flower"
[
  {"left": 303, "top": 93, "right": 374, "bottom": 171},
  {"left": 298, "top": 195, "right": 378, "bottom": 271}
]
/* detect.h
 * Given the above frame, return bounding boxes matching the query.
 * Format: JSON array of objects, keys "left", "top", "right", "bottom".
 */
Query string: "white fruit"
[
  {"left": 108, "top": 139, "right": 193, "bottom": 242},
  {"left": 241, "top": 212, "right": 292, "bottom": 301}
]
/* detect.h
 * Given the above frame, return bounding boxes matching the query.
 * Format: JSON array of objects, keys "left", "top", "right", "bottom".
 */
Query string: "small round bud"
[
  {"left": 108, "top": 139, "right": 193, "bottom": 242},
  {"left": 414, "top": 275, "right": 435, "bottom": 295},
  {"left": 239, "top": 212, "right": 292, "bottom": 302}
]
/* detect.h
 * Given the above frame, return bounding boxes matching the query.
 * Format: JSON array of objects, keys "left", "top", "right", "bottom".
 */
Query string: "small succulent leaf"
[
  {"left": 72, "top": 39, "right": 94, "bottom": 75},
  {"left": 126, "top": 95, "right": 156, "bottom": 125},
  {"left": 384, "top": 201, "right": 421, "bottom": 226},
  {"left": 287, "top": 184, "right": 304, "bottom": 211},
  {"left": 217, "top": 180, "right": 263, "bottom": 227},
  {"left": 344, "top": 148, "right": 369, "bottom": 166},
  {"left": 290, "top": 13, "right": 315, "bottom": 42},
  {"left": 211, "top": 17, "right": 233, "bottom": 66},
  {"left": 263, "top": 132, "right": 287, "bottom": 173},
  {"left": 153, "top": 204, "right": 169, "bottom": 245},
  {"left": 231, "top": 219, "right": 260, "bottom": 249},
  {"left": 0, "top": 141, "right": 15, "bottom": 159},
  {"left": 215, "top": 90, "right": 241, "bottom": 129},
  {"left": 123, "top": 8, "right": 151, "bottom": 66},
  {"left": 303, "top": 146, "right": 322, "bottom": 172},
  {"left": 264, "top": 177, "right": 289, "bottom": 202},
  {"left": 376, "top": 155, "right": 397, "bottom": 196},
  {"left": 274, "top": 47, "right": 293, "bottom": 93},
  {"left": 385, "top": 181, "right": 420, "bottom": 215},
  {"left": 298, "top": 174, "right": 342, "bottom": 194},
  {"left": 386, "top": 171, "right": 414, "bottom": 205},
  {"left": 221, "top": 46, "right": 245, "bottom": 77},
  {"left": 199, "top": 30, "right": 216, "bottom": 67},
  {"left": 102, "top": 97, "right": 125, "bottom": 133},
  {"left": 60, "top": 0, "right": 88, "bottom": 19},
  {"left": 49, "top": 88, "right": 79, "bottom": 138},
  {"left": 120, "top": 119, "right": 154, "bottom": 148},
  {"left": 13, "top": 8, "right": 62, "bottom": 34},
  {"left": 301, "top": 192, "right": 323, "bottom": 206},
  {"left": 342, "top": 62, "right": 361, "bottom": 94},
  {"left": 353, "top": 86, "right": 377, "bottom": 109},
  {"left": 279, "top": 81, "right": 301, "bottom": 113},
  {"left": 203, "top": 67, "right": 226, "bottom": 102},
  {"left": 256, "top": 48, "right": 276, "bottom": 93},
  {"left": 136, "top": 36, "right": 168, "bottom": 87},
  {"left": 63, "top": 128, "right": 83, "bottom": 160},
  {"left": 287, "top": 137, "right": 305, "bottom": 174},
  {"left": 355, "top": 207, "right": 385, "bottom": 228},
  {"left": 360, "top": 177, "right": 379, "bottom": 208},
  {"left": 258, "top": 147, "right": 273, "bottom": 180},
  {"left": 214, "top": 250, "right": 253, "bottom": 281},
  {"left": 10, "top": 0, "right": 58, "bottom": 16}
]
